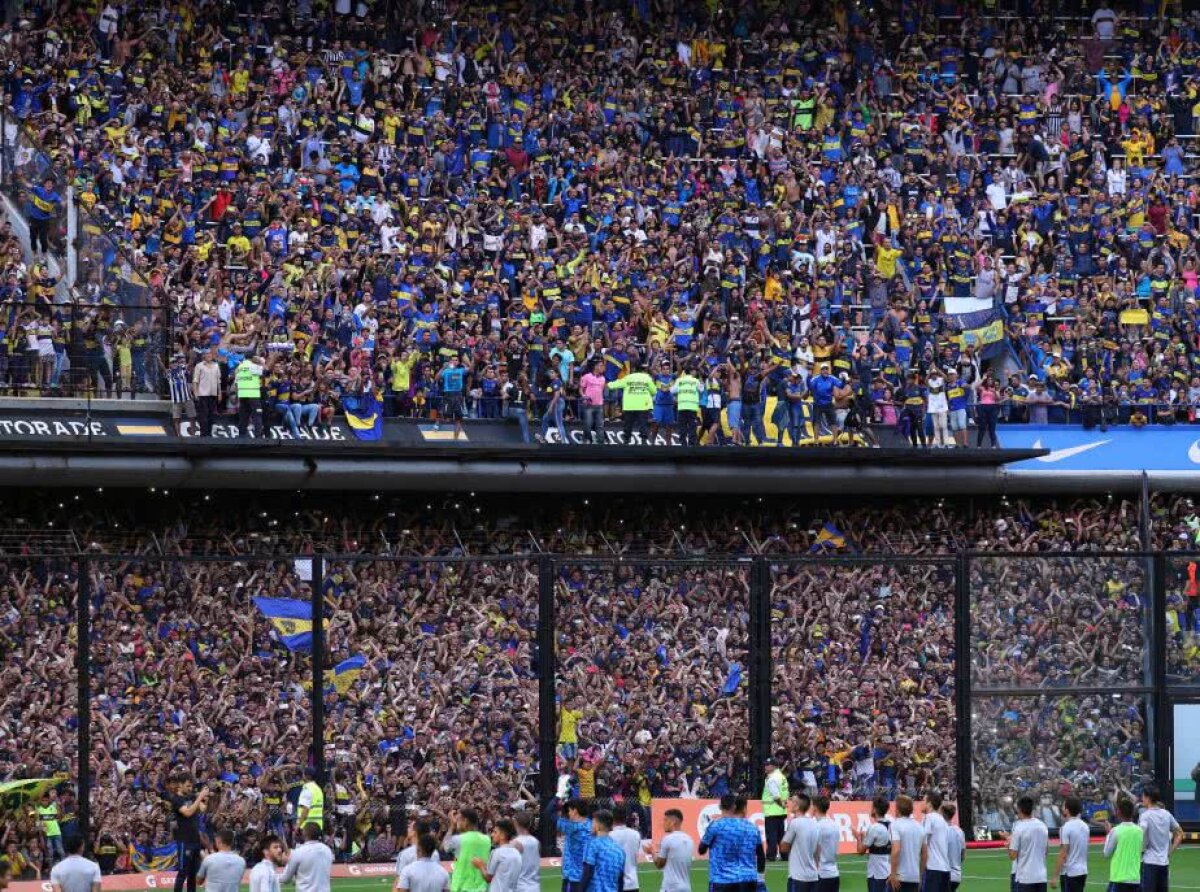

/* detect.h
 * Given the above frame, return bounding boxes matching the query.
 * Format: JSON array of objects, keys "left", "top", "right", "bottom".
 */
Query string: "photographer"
[{"left": 165, "top": 774, "right": 211, "bottom": 892}]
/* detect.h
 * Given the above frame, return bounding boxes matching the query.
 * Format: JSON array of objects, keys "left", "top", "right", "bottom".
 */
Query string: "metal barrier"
[{"left": 5, "top": 549, "right": 1200, "bottom": 857}]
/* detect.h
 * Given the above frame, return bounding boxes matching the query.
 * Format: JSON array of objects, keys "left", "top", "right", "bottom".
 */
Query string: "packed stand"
[
  {"left": 770, "top": 562, "right": 956, "bottom": 800},
  {"left": 322, "top": 559, "right": 540, "bottom": 847},
  {"left": 969, "top": 554, "right": 1148, "bottom": 689},
  {"left": 4, "top": 0, "right": 1200, "bottom": 435},
  {"left": 85, "top": 560, "right": 313, "bottom": 867},
  {"left": 0, "top": 558, "right": 79, "bottom": 879},
  {"left": 1150, "top": 493, "right": 1200, "bottom": 684},
  {"left": 972, "top": 693, "right": 1150, "bottom": 835},
  {"left": 554, "top": 563, "right": 751, "bottom": 813},
  {"left": 0, "top": 490, "right": 1156, "bottom": 869}
]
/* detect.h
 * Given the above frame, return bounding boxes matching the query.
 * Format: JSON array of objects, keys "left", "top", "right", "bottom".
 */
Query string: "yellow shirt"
[
  {"left": 875, "top": 245, "right": 903, "bottom": 279},
  {"left": 559, "top": 707, "right": 582, "bottom": 744}
]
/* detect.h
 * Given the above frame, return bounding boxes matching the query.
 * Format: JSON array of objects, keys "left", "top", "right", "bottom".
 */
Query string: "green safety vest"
[
  {"left": 235, "top": 361, "right": 262, "bottom": 399},
  {"left": 1108, "top": 822, "right": 1143, "bottom": 885},
  {"left": 611, "top": 372, "right": 655, "bottom": 412},
  {"left": 38, "top": 804, "right": 61, "bottom": 837},
  {"left": 674, "top": 375, "right": 701, "bottom": 413},
  {"left": 762, "top": 770, "right": 788, "bottom": 817},
  {"left": 302, "top": 781, "right": 324, "bottom": 829}
]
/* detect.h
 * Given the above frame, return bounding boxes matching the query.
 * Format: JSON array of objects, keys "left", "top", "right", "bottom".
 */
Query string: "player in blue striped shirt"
[
  {"left": 699, "top": 796, "right": 765, "bottom": 892},
  {"left": 581, "top": 811, "right": 627, "bottom": 892},
  {"left": 556, "top": 799, "right": 594, "bottom": 892}
]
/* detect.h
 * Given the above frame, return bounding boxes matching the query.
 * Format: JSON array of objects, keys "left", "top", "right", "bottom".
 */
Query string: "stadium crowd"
[
  {"left": 0, "top": 490, "right": 1183, "bottom": 874},
  {"left": 2, "top": 0, "right": 1200, "bottom": 440}
]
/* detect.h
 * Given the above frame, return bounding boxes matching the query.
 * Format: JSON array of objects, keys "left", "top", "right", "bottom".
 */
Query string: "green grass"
[{"left": 322, "top": 846, "right": 1200, "bottom": 892}]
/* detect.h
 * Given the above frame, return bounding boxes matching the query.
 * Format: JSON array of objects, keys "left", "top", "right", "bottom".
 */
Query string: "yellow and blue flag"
[
  {"left": 811, "top": 522, "right": 856, "bottom": 553},
  {"left": 342, "top": 389, "right": 383, "bottom": 441},
  {"left": 327, "top": 654, "right": 366, "bottom": 694},
  {"left": 252, "top": 597, "right": 313, "bottom": 650},
  {"left": 131, "top": 842, "right": 178, "bottom": 872}
]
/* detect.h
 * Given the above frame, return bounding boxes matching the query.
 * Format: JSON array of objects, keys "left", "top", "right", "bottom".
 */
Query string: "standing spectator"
[
  {"left": 539, "top": 367, "right": 567, "bottom": 444},
  {"left": 24, "top": 178, "right": 60, "bottom": 258},
  {"left": 191, "top": 349, "right": 222, "bottom": 437},
  {"left": 32, "top": 792, "right": 64, "bottom": 865},
  {"left": 579, "top": 362, "right": 607, "bottom": 445},
  {"left": 164, "top": 354, "right": 197, "bottom": 438},
  {"left": 437, "top": 358, "right": 468, "bottom": 442}
]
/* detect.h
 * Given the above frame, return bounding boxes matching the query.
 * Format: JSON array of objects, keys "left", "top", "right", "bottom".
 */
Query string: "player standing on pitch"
[
  {"left": 249, "top": 836, "right": 287, "bottom": 892},
  {"left": 699, "top": 795, "right": 764, "bottom": 892},
  {"left": 1139, "top": 784, "right": 1184, "bottom": 892},
  {"left": 282, "top": 823, "right": 334, "bottom": 892},
  {"left": 852, "top": 798, "right": 891, "bottom": 892},
  {"left": 1008, "top": 796, "right": 1049, "bottom": 892},
  {"left": 780, "top": 793, "right": 819, "bottom": 892},
  {"left": 1051, "top": 797, "right": 1088, "bottom": 892}
]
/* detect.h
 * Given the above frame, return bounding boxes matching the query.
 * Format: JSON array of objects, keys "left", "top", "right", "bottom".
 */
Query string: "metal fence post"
[
  {"left": 537, "top": 555, "right": 558, "bottom": 848},
  {"left": 1152, "top": 552, "right": 1168, "bottom": 801},
  {"left": 749, "top": 557, "right": 771, "bottom": 781},
  {"left": 954, "top": 552, "right": 973, "bottom": 839},
  {"left": 77, "top": 556, "right": 91, "bottom": 849},
  {"left": 312, "top": 555, "right": 326, "bottom": 785}
]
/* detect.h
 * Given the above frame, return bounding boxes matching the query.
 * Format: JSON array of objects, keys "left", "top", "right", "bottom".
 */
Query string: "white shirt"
[
  {"left": 890, "top": 816, "right": 924, "bottom": 883},
  {"left": 514, "top": 834, "right": 541, "bottom": 892},
  {"left": 948, "top": 826, "right": 965, "bottom": 883},
  {"left": 863, "top": 822, "right": 892, "bottom": 880},
  {"left": 198, "top": 851, "right": 246, "bottom": 892},
  {"left": 610, "top": 825, "right": 642, "bottom": 890},
  {"left": 782, "top": 815, "right": 820, "bottom": 882},
  {"left": 398, "top": 859, "right": 448, "bottom": 892},
  {"left": 1059, "top": 817, "right": 1089, "bottom": 878},
  {"left": 249, "top": 860, "right": 281, "bottom": 892},
  {"left": 1009, "top": 818, "right": 1049, "bottom": 884},
  {"left": 397, "top": 845, "right": 440, "bottom": 875},
  {"left": 486, "top": 845, "right": 522, "bottom": 892},
  {"left": 1139, "top": 806, "right": 1181, "bottom": 866},
  {"left": 815, "top": 817, "right": 839, "bottom": 879},
  {"left": 923, "top": 811, "right": 952, "bottom": 873},
  {"left": 657, "top": 831, "right": 694, "bottom": 892},
  {"left": 281, "top": 840, "right": 335, "bottom": 892},
  {"left": 50, "top": 855, "right": 101, "bottom": 892}
]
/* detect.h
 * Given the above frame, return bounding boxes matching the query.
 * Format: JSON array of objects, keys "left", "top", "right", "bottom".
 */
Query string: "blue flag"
[
  {"left": 342, "top": 389, "right": 383, "bottom": 441},
  {"left": 252, "top": 597, "right": 313, "bottom": 651},
  {"left": 722, "top": 662, "right": 743, "bottom": 696}
]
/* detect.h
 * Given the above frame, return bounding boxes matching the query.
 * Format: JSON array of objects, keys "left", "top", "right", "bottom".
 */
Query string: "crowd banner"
[{"left": 651, "top": 798, "right": 945, "bottom": 856}]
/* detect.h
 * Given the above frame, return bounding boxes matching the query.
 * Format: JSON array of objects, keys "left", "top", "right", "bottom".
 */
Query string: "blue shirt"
[
  {"left": 808, "top": 373, "right": 839, "bottom": 406},
  {"left": 700, "top": 816, "right": 760, "bottom": 884},
  {"left": 439, "top": 366, "right": 466, "bottom": 393},
  {"left": 583, "top": 835, "right": 625, "bottom": 892},
  {"left": 558, "top": 817, "right": 593, "bottom": 882}
]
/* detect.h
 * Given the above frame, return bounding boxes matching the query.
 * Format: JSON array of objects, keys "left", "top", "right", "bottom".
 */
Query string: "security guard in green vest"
[
  {"left": 297, "top": 767, "right": 325, "bottom": 831},
  {"left": 762, "top": 758, "right": 789, "bottom": 861},
  {"left": 672, "top": 366, "right": 702, "bottom": 446},
  {"left": 35, "top": 792, "right": 64, "bottom": 862},
  {"left": 234, "top": 353, "right": 275, "bottom": 439},
  {"left": 607, "top": 361, "right": 655, "bottom": 444}
]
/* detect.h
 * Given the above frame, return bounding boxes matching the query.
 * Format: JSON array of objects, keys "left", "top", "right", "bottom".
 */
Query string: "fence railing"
[{"left": 4, "top": 548, "right": 1199, "bottom": 860}]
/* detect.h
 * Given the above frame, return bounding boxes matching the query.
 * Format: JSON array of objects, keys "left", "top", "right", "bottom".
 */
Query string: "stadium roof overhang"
[{"left": 0, "top": 436, "right": 1106, "bottom": 495}]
